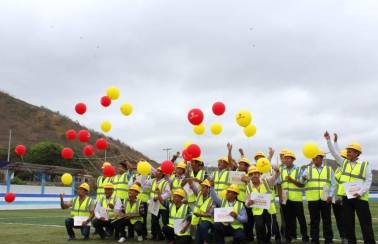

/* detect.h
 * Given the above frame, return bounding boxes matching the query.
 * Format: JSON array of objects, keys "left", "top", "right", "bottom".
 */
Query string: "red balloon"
[
  {"left": 100, "top": 96, "right": 112, "bottom": 107},
  {"left": 161, "top": 160, "right": 175, "bottom": 175},
  {"left": 212, "top": 102, "right": 226, "bottom": 116},
  {"left": 103, "top": 165, "right": 116, "bottom": 177},
  {"left": 75, "top": 102, "right": 87, "bottom": 115},
  {"left": 78, "top": 130, "right": 91, "bottom": 142},
  {"left": 83, "top": 145, "right": 94, "bottom": 157},
  {"left": 15, "top": 144, "right": 27, "bottom": 156},
  {"left": 4, "top": 192, "right": 16, "bottom": 203},
  {"left": 186, "top": 144, "right": 201, "bottom": 158},
  {"left": 95, "top": 138, "right": 108, "bottom": 150},
  {"left": 182, "top": 149, "right": 192, "bottom": 161},
  {"left": 187, "top": 108, "right": 204, "bottom": 126},
  {"left": 66, "top": 129, "right": 76, "bottom": 141},
  {"left": 61, "top": 147, "right": 74, "bottom": 160}
]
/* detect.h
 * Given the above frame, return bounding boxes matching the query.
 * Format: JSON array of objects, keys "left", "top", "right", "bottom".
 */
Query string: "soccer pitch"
[{"left": 0, "top": 204, "right": 377, "bottom": 244}]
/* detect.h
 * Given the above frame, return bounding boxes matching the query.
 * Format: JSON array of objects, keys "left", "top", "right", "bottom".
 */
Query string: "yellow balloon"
[
  {"left": 137, "top": 160, "right": 152, "bottom": 176},
  {"left": 61, "top": 173, "right": 73, "bottom": 186},
  {"left": 183, "top": 141, "right": 193, "bottom": 149},
  {"left": 210, "top": 123, "right": 222, "bottom": 135},
  {"left": 106, "top": 86, "right": 120, "bottom": 100},
  {"left": 302, "top": 142, "right": 320, "bottom": 159},
  {"left": 193, "top": 124, "right": 205, "bottom": 135},
  {"left": 236, "top": 110, "right": 252, "bottom": 127},
  {"left": 244, "top": 124, "right": 257, "bottom": 137},
  {"left": 256, "top": 158, "right": 272, "bottom": 173},
  {"left": 120, "top": 103, "right": 133, "bottom": 116},
  {"left": 101, "top": 120, "right": 112, "bottom": 133}
]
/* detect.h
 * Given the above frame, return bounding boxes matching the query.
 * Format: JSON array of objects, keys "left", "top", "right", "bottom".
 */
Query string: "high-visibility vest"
[
  {"left": 220, "top": 199, "right": 244, "bottom": 229},
  {"left": 96, "top": 176, "right": 113, "bottom": 201},
  {"left": 213, "top": 170, "right": 229, "bottom": 195},
  {"left": 150, "top": 179, "right": 168, "bottom": 210},
  {"left": 71, "top": 196, "right": 93, "bottom": 217},
  {"left": 305, "top": 165, "right": 331, "bottom": 201},
  {"left": 280, "top": 166, "right": 303, "bottom": 202},
  {"left": 171, "top": 176, "right": 184, "bottom": 200},
  {"left": 114, "top": 173, "right": 129, "bottom": 200},
  {"left": 191, "top": 192, "right": 213, "bottom": 225},
  {"left": 188, "top": 170, "right": 206, "bottom": 203},
  {"left": 99, "top": 194, "right": 116, "bottom": 219},
  {"left": 237, "top": 172, "right": 248, "bottom": 202},
  {"left": 124, "top": 199, "right": 143, "bottom": 224},
  {"left": 337, "top": 159, "right": 369, "bottom": 201},
  {"left": 249, "top": 179, "right": 276, "bottom": 216},
  {"left": 334, "top": 167, "right": 342, "bottom": 197},
  {"left": 137, "top": 175, "right": 151, "bottom": 203},
  {"left": 168, "top": 203, "right": 190, "bottom": 236}
]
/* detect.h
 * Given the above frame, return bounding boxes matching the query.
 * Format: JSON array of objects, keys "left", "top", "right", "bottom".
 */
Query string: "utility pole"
[{"left": 162, "top": 148, "right": 172, "bottom": 160}]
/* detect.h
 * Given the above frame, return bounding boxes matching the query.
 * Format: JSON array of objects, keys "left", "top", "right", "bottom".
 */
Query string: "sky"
[{"left": 1, "top": 0, "right": 378, "bottom": 168}]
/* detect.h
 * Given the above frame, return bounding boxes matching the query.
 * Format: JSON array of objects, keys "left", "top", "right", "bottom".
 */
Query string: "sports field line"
[{"left": 0, "top": 222, "right": 64, "bottom": 228}]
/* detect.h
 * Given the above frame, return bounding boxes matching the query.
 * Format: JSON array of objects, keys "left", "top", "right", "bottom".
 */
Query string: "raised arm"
[{"left": 324, "top": 131, "right": 344, "bottom": 165}]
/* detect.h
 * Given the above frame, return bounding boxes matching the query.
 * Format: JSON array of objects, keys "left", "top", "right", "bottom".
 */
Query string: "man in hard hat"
[
  {"left": 301, "top": 150, "right": 335, "bottom": 244},
  {"left": 246, "top": 166, "right": 281, "bottom": 244},
  {"left": 277, "top": 151, "right": 309, "bottom": 243},
  {"left": 157, "top": 188, "right": 192, "bottom": 244},
  {"left": 169, "top": 162, "right": 188, "bottom": 199},
  {"left": 212, "top": 156, "right": 230, "bottom": 198},
  {"left": 186, "top": 157, "right": 208, "bottom": 208},
  {"left": 114, "top": 184, "right": 146, "bottom": 243},
  {"left": 96, "top": 162, "right": 114, "bottom": 201},
  {"left": 210, "top": 184, "right": 247, "bottom": 244},
  {"left": 114, "top": 162, "right": 130, "bottom": 202},
  {"left": 92, "top": 183, "right": 122, "bottom": 240},
  {"left": 324, "top": 131, "right": 375, "bottom": 244},
  {"left": 192, "top": 179, "right": 215, "bottom": 244},
  {"left": 60, "top": 183, "right": 95, "bottom": 241}
]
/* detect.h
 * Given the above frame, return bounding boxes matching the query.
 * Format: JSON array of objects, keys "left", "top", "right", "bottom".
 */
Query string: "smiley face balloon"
[{"left": 235, "top": 110, "right": 252, "bottom": 127}]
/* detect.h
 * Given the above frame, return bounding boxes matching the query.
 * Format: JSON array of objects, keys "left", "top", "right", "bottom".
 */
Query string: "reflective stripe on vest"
[
  {"left": 251, "top": 180, "right": 276, "bottom": 216},
  {"left": 191, "top": 193, "right": 213, "bottom": 225},
  {"left": 338, "top": 160, "right": 369, "bottom": 201},
  {"left": 280, "top": 167, "right": 303, "bottom": 201},
  {"left": 305, "top": 165, "right": 331, "bottom": 201},
  {"left": 151, "top": 179, "right": 168, "bottom": 209},
  {"left": 71, "top": 196, "right": 93, "bottom": 217},
  {"left": 188, "top": 170, "right": 206, "bottom": 203},
  {"left": 168, "top": 203, "right": 190, "bottom": 236},
  {"left": 115, "top": 173, "right": 129, "bottom": 200},
  {"left": 220, "top": 199, "right": 243, "bottom": 229},
  {"left": 125, "top": 199, "right": 143, "bottom": 224},
  {"left": 237, "top": 172, "right": 247, "bottom": 202},
  {"left": 214, "top": 170, "right": 229, "bottom": 194},
  {"left": 100, "top": 195, "right": 116, "bottom": 219}
]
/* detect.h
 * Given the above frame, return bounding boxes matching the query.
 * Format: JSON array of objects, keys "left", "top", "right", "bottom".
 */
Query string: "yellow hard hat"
[
  {"left": 218, "top": 157, "right": 229, "bottom": 164},
  {"left": 176, "top": 162, "right": 187, "bottom": 170},
  {"left": 254, "top": 152, "right": 266, "bottom": 160},
  {"left": 315, "top": 150, "right": 325, "bottom": 157},
  {"left": 227, "top": 184, "right": 240, "bottom": 194},
  {"left": 340, "top": 149, "right": 347, "bottom": 159},
  {"left": 103, "top": 183, "right": 114, "bottom": 189},
  {"left": 79, "top": 183, "right": 90, "bottom": 191},
  {"left": 280, "top": 149, "right": 289, "bottom": 155},
  {"left": 248, "top": 166, "right": 260, "bottom": 175},
  {"left": 157, "top": 166, "right": 162, "bottom": 171},
  {"left": 129, "top": 184, "right": 141, "bottom": 193},
  {"left": 192, "top": 157, "right": 204, "bottom": 163},
  {"left": 102, "top": 162, "right": 112, "bottom": 169},
  {"left": 346, "top": 143, "right": 362, "bottom": 153},
  {"left": 283, "top": 151, "right": 296, "bottom": 160},
  {"left": 201, "top": 179, "right": 211, "bottom": 188},
  {"left": 239, "top": 157, "right": 250, "bottom": 165},
  {"left": 173, "top": 189, "right": 186, "bottom": 198},
  {"left": 220, "top": 189, "right": 227, "bottom": 199}
]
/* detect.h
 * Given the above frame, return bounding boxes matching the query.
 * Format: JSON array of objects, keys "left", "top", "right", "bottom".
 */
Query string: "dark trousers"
[
  {"left": 195, "top": 220, "right": 213, "bottom": 244},
  {"left": 65, "top": 218, "right": 90, "bottom": 238},
  {"left": 92, "top": 218, "right": 113, "bottom": 239},
  {"left": 283, "top": 200, "right": 309, "bottom": 242},
  {"left": 332, "top": 201, "right": 345, "bottom": 239},
  {"left": 162, "top": 225, "right": 192, "bottom": 244},
  {"left": 114, "top": 219, "right": 143, "bottom": 239},
  {"left": 245, "top": 207, "right": 255, "bottom": 241},
  {"left": 151, "top": 209, "right": 169, "bottom": 239},
  {"left": 141, "top": 202, "right": 148, "bottom": 238},
  {"left": 271, "top": 214, "right": 281, "bottom": 241},
  {"left": 308, "top": 200, "right": 333, "bottom": 243},
  {"left": 342, "top": 197, "right": 375, "bottom": 244},
  {"left": 254, "top": 210, "right": 272, "bottom": 244},
  {"left": 213, "top": 223, "right": 245, "bottom": 244}
]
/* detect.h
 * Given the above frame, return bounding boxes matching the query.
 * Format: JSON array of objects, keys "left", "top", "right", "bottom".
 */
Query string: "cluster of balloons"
[
  {"left": 188, "top": 102, "right": 226, "bottom": 136},
  {"left": 302, "top": 142, "right": 321, "bottom": 159},
  {"left": 235, "top": 109, "right": 257, "bottom": 138},
  {"left": 4, "top": 192, "right": 16, "bottom": 203},
  {"left": 136, "top": 160, "right": 152, "bottom": 175},
  {"left": 15, "top": 144, "right": 27, "bottom": 157}
]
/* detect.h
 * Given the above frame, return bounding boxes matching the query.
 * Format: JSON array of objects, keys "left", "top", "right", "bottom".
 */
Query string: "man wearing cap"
[
  {"left": 115, "top": 184, "right": 146, "bottom": 243},
  {"left": 97, "top": 162, "right": 114, "bottom": 201},
  {"left": 324, "top": 131, "right": 375, "bottom": 244},
  {"left": 60, "top": 183, "right": 95, "bottom": 241},
  {"left": 92, "top": 183, "right": 122, "bottom": 240},
  {"left": 301, "top": 150, "right": 335, "bottom": 244},
  {"left": 277, "top": 150, "right": 309, "bottom": 243},
  {"left": 246, "top": 166, "right": 281, "bottom": 244},
  {"left": 158, "top": 188, "right": 192, "bottom": 244},
  {"left": 210, "top": 184, "right": 247, "bottom": 244}
]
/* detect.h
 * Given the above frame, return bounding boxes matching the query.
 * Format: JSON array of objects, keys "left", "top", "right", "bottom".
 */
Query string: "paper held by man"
[
  {"left": 250, "top": 192, "right": 271, "bottom": 210},
  {"left": 214, "top": 207, "right": 234, "bottom": 223},
  {"left": 343, "top": 182, "right": 363, "bottom": 199}
]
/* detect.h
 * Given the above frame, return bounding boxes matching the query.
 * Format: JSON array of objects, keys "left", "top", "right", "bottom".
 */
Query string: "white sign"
[
  {"left": 344, "top": 182, "right": 363, "bottom": 199},
  {"left": 173, "top": 218, "right": 186, "bottom": 234},
  {"left": 99, "top": 207, "right": 109, "bottom": 220},
  {"left": 74, "top": 216, "right": 90, "bottom": 227},
  {"left": 228, "top": 171, "right": 245, "bottom": 184},
  {"left": 250, "top": 192, "right": 271, "bottom": 210},
  {"left": 148, "top": 199, "right": 160, "bottom": 216},
  {"left": 214, "top": 207, "right": 234, "bottom": 223}
]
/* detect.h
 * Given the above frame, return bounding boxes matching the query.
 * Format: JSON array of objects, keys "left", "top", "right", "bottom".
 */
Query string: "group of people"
[{"left": 60, "top": 132, "right": 376, "bottom": 244}]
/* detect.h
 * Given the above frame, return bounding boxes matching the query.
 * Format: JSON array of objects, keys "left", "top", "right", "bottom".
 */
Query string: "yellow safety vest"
[
  {"left": 280, "top": 166, "right": 303, "bottom": 202},
  {"left": 125, "top": 199, "right": 143, "bottom": 224},
  {"left": 137, "top": 175, "right": 152, "bottom": 203},
  {"left": 249, "top": 180, "right": 276, "bottom": 216},
  {"left": 337, "top": 159, "right": 369, "bottom": 201},
  {"left": 237, "top": 172, "right": 248, "bottom": 202},
  {"left": 334, "top": 167, "right": 342, "bottom": 197},
  {"left": 114, "top": 173, "right": 129, "bottom": 200},
  {"left": 71, "top": 196, "right": 93, "bottom": 217},
  {"left": 171, "top": 176, "right": 184, "bottom": 200},
  {"left": 188, "top": 170, "right": 206, "bottom": 203},
  {"left": 305, "top": 165, "right": 331, "bottom": 201},
  {"left": 150, "top": 179, "right": 168, "bottom": 210},
  {"left": 213, "top": 170, "right": 229, "bottom": 196},
  {"left": 96, "top": 176, "right": 113, "bottom": 201},
  {"left": 168, "top": 203, "right": 190, "bottom": 236},
  {"left": 220, "top": 199, "right": 244, "bottom": 229},
  {"left": 99, "top": 195, "right": 116, "bottom": 219},
  {"left": 191, "top": 192, "right": 213, "bottom": 225}
]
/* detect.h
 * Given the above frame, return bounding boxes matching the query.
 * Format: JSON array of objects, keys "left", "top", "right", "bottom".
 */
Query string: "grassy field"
[{"left": 0, "top": 203, "right": 377, "bottom": 244}]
